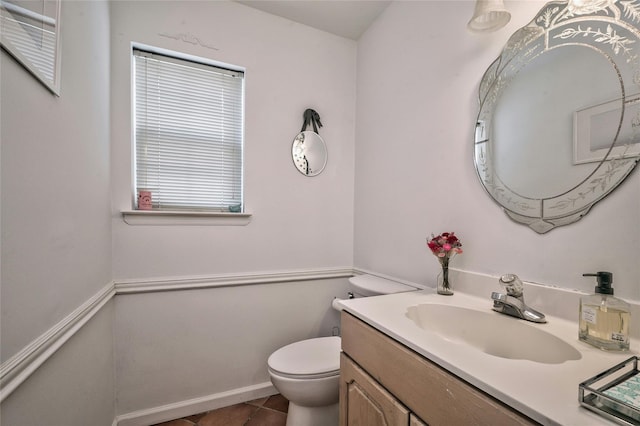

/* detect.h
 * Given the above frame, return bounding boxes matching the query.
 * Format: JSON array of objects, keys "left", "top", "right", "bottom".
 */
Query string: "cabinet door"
[{"left": 340, "top": 353, "right": 410, "bottom": 426}]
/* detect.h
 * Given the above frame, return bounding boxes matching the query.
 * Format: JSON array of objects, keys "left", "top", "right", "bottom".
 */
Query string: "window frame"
[{"left": 128, "top": 43, "right": 248, "bottom": 222}]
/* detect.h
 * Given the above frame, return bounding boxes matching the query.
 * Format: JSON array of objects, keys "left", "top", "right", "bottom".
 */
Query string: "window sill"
[{"left": 122, "top": 210, "right": 252, "bottom": 226}]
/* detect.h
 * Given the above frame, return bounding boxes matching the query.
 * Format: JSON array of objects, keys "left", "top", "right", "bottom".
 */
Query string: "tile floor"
[{"left": 151, "top": 394, "right": 289, "bottom": 426}]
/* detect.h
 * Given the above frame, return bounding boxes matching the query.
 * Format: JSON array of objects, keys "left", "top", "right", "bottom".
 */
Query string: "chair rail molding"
[
  {"left": 0, "top": 282, "right": 116, "bottom": 402},
  {"left": 0, "top": 267, "right": 354, "bottom": 403},
  {"left": 114, "top": 267, "right": 354, "bottom": 294}
]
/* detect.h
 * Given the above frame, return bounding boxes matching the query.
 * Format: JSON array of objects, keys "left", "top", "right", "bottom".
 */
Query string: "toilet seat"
[{"left": 268, "top": 336, "right": 340, "bottom": 379}]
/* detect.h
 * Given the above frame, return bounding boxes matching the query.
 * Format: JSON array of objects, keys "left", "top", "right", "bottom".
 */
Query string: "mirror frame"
[
  {"left": 1, "top": 0, "right": 61, "bottom": 95},
  {"left": 474, "top": 0, "right": 640, "bottom": 234}
]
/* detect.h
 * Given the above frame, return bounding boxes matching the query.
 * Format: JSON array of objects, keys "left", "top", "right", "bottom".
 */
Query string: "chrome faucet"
[{"left": 491, "top": 274, "right": 546, "bottom": 323}]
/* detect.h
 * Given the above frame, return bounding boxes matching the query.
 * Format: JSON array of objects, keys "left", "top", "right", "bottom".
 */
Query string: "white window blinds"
[{"left": 133, "top": 48, "right": 244, "bottom": 211}]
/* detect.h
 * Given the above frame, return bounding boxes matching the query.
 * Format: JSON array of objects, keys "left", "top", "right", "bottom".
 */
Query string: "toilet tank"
[{"left": 348, "top": 274, "right": 417, "bottom": 297}]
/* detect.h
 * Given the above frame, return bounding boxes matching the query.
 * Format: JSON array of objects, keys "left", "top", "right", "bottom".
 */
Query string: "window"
[{"left": 133, "top": 48, "right": 244, "bottom": 212}]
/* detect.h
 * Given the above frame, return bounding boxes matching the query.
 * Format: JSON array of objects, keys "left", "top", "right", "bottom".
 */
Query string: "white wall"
[
  {"left": 1, "top": 304, "right": 115, "bottom": 426},
  {"left": 109, "top": 1, "right": 356, "bottom": 418},
  {"left": 354, "top": 0, "right": 640, "bottom": 302},
  {"left": 115, "top": 278, "right": 347, "bottom": 419},
  {"left": 3, "top": 1, "right": 638, "bottom": 424},
  {"left": 110, "top": 0, "right": 356, "bottom": 280},
  {"left": 0, "top": 0, "right": 114, "bottom": 424}
]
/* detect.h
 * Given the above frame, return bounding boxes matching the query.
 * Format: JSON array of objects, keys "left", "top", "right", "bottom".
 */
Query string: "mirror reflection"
[
  {"left": 1, "top": 0, "right": 61, "bottom": 95},
  {"left": 493, "top": 45, "right": 620, "bottom": 198},
  {"left": 292, "top": 131, "right": 327, "bottom": 177},
  {"left": 474, "top": 0, "right": 640, "bottom": 234}
]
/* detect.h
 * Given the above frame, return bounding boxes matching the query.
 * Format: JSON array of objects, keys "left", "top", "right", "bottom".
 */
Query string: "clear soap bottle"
[{"left": 579, "top": 272, "right": 630, "bottom": 351}]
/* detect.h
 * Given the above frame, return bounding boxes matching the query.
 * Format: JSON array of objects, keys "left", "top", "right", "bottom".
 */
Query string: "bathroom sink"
[{"left": 405, "top": 304, "right": 581, "bottom": 364}]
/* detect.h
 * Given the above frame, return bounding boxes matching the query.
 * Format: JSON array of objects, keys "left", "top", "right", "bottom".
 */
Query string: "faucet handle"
[{"left": 499, "top": 274, "right": 523, "bottom": 297}]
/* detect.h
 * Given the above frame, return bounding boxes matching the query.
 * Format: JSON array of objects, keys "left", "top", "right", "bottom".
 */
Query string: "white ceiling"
[{"left": 235, "top": 1, "right": 391, "bottom": 40}]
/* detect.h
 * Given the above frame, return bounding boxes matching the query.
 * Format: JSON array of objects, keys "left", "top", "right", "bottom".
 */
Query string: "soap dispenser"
[{"left": 579, "top": 272, "right": 630, "bottom": 351}]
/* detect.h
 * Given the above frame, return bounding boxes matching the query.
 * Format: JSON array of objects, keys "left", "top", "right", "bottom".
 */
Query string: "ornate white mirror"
[
  {"left": 474, "top": 0, "right": 640, "bottom": 233},
  {"left": 1, "top": 0, "right": 61, "bottom": 95}
]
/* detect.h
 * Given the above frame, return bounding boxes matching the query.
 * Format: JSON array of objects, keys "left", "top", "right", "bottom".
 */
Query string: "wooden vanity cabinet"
[
  {"left": 339, "top": 311, "right": 539, "bottom": 426},
  {"left": 340, "top": 353, "right": 410, "bottom": 425}
]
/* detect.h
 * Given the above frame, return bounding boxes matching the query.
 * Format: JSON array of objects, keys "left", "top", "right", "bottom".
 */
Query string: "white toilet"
[{"left": 267, "top": 274, "right": 417, "bottom": 426}]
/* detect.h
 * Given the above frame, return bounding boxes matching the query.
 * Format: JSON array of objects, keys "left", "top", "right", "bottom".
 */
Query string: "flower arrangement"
[
  {"left": 427, "top": 232, "right": 462, "bottom": 295},
  {"left": 427, "top": 232, "right": 463, "bottom": 259}
]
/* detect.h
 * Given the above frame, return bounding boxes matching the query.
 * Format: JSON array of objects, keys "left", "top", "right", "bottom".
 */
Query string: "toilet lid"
[{"left": 268, "top": 336, "right": 341, "bottom": 379}]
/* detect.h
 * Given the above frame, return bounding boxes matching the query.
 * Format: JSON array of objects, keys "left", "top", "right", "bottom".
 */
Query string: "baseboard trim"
[
  {"left": 115, "top": 382, "right": 277, "bottom": 426},
  {"left": 0, "top": 282, "right": 116, "bottom": 402}
]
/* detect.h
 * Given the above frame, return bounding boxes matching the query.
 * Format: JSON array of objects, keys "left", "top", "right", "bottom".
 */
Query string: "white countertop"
[{"left": 338, "top": 289, "right": 639, "bottom": 426}]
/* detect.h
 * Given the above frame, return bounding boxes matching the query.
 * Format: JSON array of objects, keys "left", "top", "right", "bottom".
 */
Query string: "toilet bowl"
[
  {"left": 268, "top": 337, "right": 340, "bottom": 426},
  {"left": 267, "top": 274, "right": 417, "bottom": 426}
]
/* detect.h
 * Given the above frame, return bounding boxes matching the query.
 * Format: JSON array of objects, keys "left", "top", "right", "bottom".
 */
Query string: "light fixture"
[{"left": 467, "top": 0, "right": 511, "bottom": 33}]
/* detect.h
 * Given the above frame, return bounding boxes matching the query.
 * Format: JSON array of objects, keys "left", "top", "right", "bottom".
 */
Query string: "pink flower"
[{"left": 426, "top": 232, "right": 463, "bottom": 260}]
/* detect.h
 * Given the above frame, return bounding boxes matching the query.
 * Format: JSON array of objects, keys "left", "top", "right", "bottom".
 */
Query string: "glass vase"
[{"left": 437, "top": 257, "right": 454, "bottom": 295}]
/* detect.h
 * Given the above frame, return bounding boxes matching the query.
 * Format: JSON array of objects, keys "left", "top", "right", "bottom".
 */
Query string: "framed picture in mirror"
[{"left": 574, "top": 95, "right": 640, "bottom": 164}]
